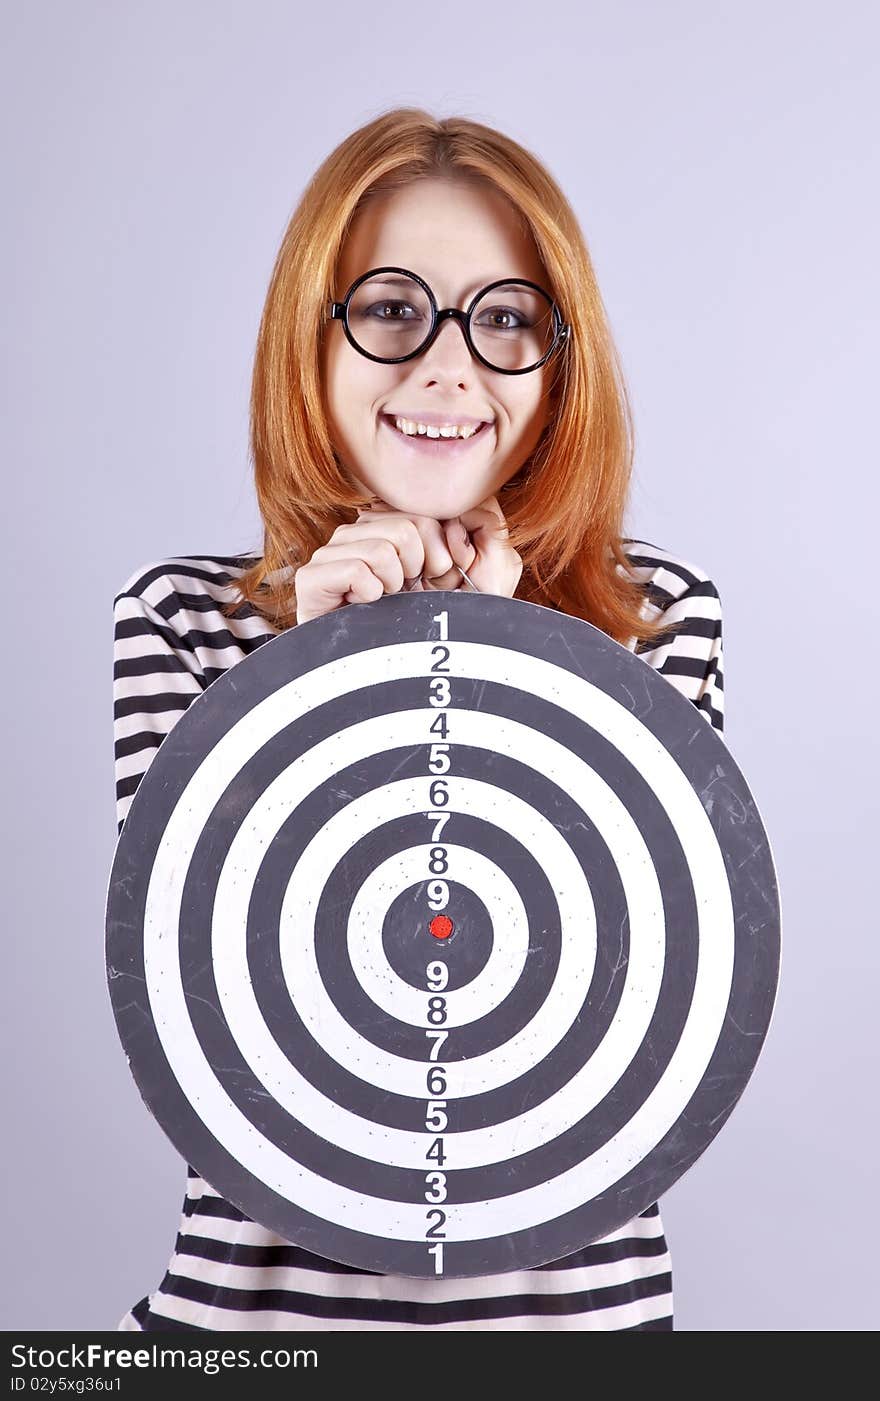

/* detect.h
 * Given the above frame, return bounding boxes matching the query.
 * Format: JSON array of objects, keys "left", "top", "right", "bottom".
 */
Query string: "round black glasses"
[{"left": 328, "top": 266, "right": 570, "bottom": 376}]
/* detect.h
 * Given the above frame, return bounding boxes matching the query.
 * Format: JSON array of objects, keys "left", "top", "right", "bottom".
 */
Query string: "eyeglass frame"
[{"left": 328, "top": 265, "right": 570, "bottom": 376}]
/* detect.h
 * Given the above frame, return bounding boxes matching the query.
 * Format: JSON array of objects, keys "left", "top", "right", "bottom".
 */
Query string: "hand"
[
  {"left": 419, "top": 495, "right": 523, "bottom": 599},
  {"left": 292, "top": 496, "right": 522, "bottom": 624},
  {"left": 293, "top": 502, "right": 461, "bottom": 624}
]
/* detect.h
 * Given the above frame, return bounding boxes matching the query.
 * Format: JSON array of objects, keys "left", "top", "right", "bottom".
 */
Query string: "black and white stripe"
[{"left": 111, "top": 542, "right": 724, "bottom": 1331}]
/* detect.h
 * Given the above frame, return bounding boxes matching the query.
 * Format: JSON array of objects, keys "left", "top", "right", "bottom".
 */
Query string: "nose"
[{"left": 417, "top": 312, "right": 474, "bottom": 373}]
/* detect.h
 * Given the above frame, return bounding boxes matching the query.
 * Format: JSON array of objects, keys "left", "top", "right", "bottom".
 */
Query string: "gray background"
[{"left": 2, "top": 0, "right": 876, "bottom": 1331}]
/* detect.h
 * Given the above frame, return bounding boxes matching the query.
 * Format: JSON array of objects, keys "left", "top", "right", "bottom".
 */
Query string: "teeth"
[{"left": 392, "top": 416, "right": 482, "bottom": 440}]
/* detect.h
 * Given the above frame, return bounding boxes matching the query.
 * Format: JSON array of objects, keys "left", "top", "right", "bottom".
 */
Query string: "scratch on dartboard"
[
  {"left": 594, "top": 916, "right": 628, "bottom": 1014},
  {"left": 107, "top": 967, "right": 147, "bottom": 986},
  {"left": 707, "top": 1096, "right": 739, "bottom": 1128},
  {"left": 559, "top": 635, "right": 590, "bottom": 681},
  {"left": 110, "top": 1003, "right": 154, "bottom": 1033},
  {"left": 385, "top": 747, "right": 422, "bottom": 781},
  {"left": 726, "top": 1010, "right": 760, "bottom": 1037},
  {"left": 700, "top": 767, "right": 749, "bottom": 825},
  {"left": 619, "top": 675, "right": 653, "bottom": 719},
  {"left": 184, "top": 989, "right": 227, "bottom": 1028},
  {"left": 617, "top": 1171, "right": 667, "bottom": 1199},
  {"left": 735, "top": 838, "right": 765, "bottom": 871}
]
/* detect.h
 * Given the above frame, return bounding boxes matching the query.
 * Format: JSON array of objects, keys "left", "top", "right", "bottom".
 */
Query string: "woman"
[{"left": 113, "top": 107, "right": 724, "bottom": 1330}]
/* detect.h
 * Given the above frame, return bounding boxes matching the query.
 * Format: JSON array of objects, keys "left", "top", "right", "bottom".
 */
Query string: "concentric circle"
[{"left": 105, "top": 590, "right": 781, "bottom": 1277}]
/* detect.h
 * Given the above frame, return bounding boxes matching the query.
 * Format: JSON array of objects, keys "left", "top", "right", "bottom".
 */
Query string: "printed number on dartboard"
[{"left": 424, "top": 611, "right": 451, "bottom": 1274}]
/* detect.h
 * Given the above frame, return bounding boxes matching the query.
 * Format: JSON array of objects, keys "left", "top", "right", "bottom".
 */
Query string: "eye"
[
  {"left": 361, "top": 299, "right": 421, "bottom": 321},
  {"left": 475, "top": 305, "right": 530, "bottom": 331}
]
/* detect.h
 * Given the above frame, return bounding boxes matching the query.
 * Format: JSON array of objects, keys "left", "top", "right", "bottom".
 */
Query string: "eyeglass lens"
[{"left": 345, "top": 272, "right": 557, "bottom": 372}]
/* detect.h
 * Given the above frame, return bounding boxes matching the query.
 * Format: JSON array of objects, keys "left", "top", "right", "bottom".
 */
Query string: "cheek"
[
  {"left": 504, "top": 382, "right": 550, "bottom": 438},
  {"left": 327, "top": 353, "right": 395, "bottom": 438}
]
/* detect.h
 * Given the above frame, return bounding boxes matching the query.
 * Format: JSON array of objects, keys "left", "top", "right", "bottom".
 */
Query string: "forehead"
[{"left": 336, "top": 175, "right": 547, "bottom": 300}]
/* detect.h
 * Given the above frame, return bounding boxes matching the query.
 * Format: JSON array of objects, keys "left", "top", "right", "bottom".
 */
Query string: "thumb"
[{"left": 457, "top": 495, "right": 509, "bottom": 545}]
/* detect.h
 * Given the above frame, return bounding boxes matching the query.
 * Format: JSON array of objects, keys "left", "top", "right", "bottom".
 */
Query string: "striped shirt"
[{"left": 111, "top": 540, "right": 724, "bottom": 1331}]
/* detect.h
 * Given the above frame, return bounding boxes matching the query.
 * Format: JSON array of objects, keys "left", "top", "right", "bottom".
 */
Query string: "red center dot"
[{"left": 429, "top": 915, "right": 454, "bottom": 940}]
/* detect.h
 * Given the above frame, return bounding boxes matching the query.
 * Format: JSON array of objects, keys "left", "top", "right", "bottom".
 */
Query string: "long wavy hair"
[{"left": 225, "top": 107, "right": 675, "bottom": 649}]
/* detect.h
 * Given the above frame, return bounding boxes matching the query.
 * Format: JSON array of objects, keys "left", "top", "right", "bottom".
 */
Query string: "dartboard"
[{"left": 105, "top": 589, "right": 781, "bottom": 1278}]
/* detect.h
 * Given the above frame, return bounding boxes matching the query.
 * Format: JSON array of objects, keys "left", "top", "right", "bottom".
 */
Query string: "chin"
[{"left": 394, "top": 487, "right": 484, "bottom": 519}]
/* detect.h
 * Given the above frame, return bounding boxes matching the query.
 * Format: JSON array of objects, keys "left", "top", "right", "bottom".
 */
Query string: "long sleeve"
[
  {"left": 636, "top": 576, "right": 725, "bottom": 736},
  {"left": 112, "top": 575, "right": 206, "bottom": 835}
]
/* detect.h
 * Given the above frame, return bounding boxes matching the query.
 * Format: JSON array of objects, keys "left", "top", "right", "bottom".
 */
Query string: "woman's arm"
[
  {"left": 637, "top": 576, "right": 725, "bottom": 736},
  {"left": 112, "top": 563, "right": 206, "bottom": 835}
]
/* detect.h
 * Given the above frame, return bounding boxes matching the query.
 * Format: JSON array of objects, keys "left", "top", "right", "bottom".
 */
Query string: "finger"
[
  {"left": 421, "top": 566, "right": 466, "bottom": 591},
  {"left": 333, "top": 518, "right": 425, "bottom": 581},
  {"left": 419, "top": 518, "right": 476, "bottom": 590},
  {"left": 294, "top": 558, "right": 385, "bottom": 623},
  {"left": 457, "top": 495, "right": 509, "bottom": 540},
  {"left": 310, "top": 537, "right": 407, "bottom": 595},
  {"left": 453, "top": 498, "right": 522, "bottom": 597},
  {"left": 456, "top": 501, "right": 511, "bottom": 568},
  {"left": 357, "top": 506, "right": 455, "bottom": 579},
  {"left": 441, "top": 517, "right": 478, "bottom": 573}
]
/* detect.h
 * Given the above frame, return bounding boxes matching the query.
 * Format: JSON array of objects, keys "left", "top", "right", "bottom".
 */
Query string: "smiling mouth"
[{"left": 380, "top": 413, "right": 492, "bottom": 450}]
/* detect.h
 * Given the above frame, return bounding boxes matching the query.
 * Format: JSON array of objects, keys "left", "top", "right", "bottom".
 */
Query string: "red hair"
[{"left": 227, "top": 107, "right": 675, "bottom": 649}]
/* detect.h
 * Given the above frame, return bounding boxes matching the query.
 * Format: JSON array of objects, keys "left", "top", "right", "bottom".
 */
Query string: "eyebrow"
[
  {"left": 356, "top": 272, "right": 527, "bottom": 302},
  {"left": 360, "top": 275, "right": 421, "bottom": 290}
]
